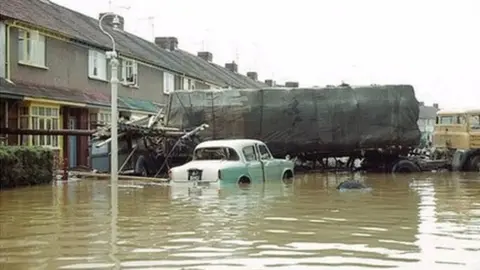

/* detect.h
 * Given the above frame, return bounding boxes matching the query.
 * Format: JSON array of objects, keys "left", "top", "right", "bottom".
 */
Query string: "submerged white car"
[{"left": 168, "top": 139, "right": 295, "bottom": 192}]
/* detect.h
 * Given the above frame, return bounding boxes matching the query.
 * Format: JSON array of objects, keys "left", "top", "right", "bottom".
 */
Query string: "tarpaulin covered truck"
[{"left": 165, "top": 84, "right": 423, "bottom": 173}]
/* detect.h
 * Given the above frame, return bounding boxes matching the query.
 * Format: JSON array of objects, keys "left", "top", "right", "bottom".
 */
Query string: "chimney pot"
[
  {"left": 285, "top": 81, "right": 299, "bottom": 88},
  {"left": 197, "top": 51, "right": 213, "bottom": 62},
  {"left": 419, "top": 101, "right": 425, "bottom": 106},
  {"left": 433, "top": 103, "right": 439, "bottom": 109},
  {"left": 246, "top": 72, "right": 258, "bottom": 81},
  {"left": 225, "top": 61, "right": 238, "bottom": 73},
  {"left": 154, "top": 36, "right": 178, "bottom": 51},
  {"left": 99, "top": 13, "right": 125, "bottom": 31},
  {"left": 265, "top": 79, "right": 275, "bottom": 87}
]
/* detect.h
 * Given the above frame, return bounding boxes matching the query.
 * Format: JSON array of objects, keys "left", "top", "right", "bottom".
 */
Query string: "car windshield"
[{"left": 193, "top": 147, "right": 240, "bottom": 161}]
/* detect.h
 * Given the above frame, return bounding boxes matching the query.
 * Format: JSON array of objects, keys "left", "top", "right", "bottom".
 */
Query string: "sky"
[{"left": 51, "top": 0, "right": 480, "bottom": 109}]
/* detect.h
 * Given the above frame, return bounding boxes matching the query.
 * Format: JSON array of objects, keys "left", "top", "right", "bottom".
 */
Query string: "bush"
[{"left": 0, "top": 146, "right": 54, "bottom": 189}]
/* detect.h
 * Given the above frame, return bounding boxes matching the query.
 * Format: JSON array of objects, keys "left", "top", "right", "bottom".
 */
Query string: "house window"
[
  {"left": 18, "top": 29, "right": 46, "bottom": 67},
  {"left": 182, "top": 77, "right": 188, "bottom": 90},
  {"left": 98, "top": 111, "right": 112, "bottom": 124},
  {"left": 121, "top": 59, "right": 138, "bottom": 86},
  {"left": 88, "top": 49, "right": 107, "bottom": 80},
  {"left": 90, "top": 111, "right": 116, "bottom": 128},
  {"left": 163, "top": 72, "right": 175, "bottom": 94},
  {"left": 19, "top": 106, "right": 30, "bottom": 145},
  {"left": 31, "top": 106, "right": 60, "bottom": 148}
]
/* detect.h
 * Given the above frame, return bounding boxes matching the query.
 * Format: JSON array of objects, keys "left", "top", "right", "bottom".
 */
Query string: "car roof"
[{"left": 195, "top": 139, "right": 264, "bottom": 151}]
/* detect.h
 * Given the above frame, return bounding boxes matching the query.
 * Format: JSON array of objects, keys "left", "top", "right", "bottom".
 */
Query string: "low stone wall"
[{"left": 0, "top": 146, "right": 54, "bottom": 189}]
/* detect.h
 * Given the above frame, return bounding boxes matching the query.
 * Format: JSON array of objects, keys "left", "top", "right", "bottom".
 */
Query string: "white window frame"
[
  {"left": 18, "top": 29, "right": 46, "bottom": 67},
  {"left": 121, "top": 58, "right": 138, "bottom": 86},
  {"left": 88, "top": 49, "right": 107, "bottom": 81},
  {"left": 97, "top": 111, "right": 112, "bottom": 124},
  {"left": 30, "top": 106, "right": 60, "bottom": 148},
  {"left": 182, "top": 77, "right": 188, "bottom": 90},
  {"left": 163, "top": 72, "right": 175, "bottom": 94}
]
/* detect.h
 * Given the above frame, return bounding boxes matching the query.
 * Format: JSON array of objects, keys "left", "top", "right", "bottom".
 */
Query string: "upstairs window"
[
  {"left": 18, "top": 29, "right": 46, "bottom": 67},
  {"left": 121, "top": 59, "right": 138, "bottom": 86},
  {"left": 88, "top": 49, "right": 107, "bottom": 80},
  {"left": 163, "top": 71, "right": 175, "bottom": 94}
]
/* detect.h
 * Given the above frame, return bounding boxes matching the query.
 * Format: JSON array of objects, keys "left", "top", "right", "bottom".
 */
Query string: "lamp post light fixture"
[{"left": 99, "top": 12, "right": 120, "bottom": 187}]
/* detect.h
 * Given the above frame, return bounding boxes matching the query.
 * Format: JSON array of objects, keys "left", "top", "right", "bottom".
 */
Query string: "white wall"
[{"left": 0, "top": 22, "right": 6, "bottom": 78}]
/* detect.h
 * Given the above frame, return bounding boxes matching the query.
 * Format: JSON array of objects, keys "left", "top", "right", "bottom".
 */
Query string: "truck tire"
[
  {"left": 135, "top": 156, "right": 149, "bottom": 177},
  {"left": 391, "top": 159, "right": 421, "bottom": 173},
  {"left": 468, "top": 155, "right": 480, "bottom": 172}
]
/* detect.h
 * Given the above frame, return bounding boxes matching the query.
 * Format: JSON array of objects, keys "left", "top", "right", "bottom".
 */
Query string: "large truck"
[
  {"left": 164, "top": 84, "right": 425, "bottom": 173},
  {"left": 430, "top": 109, "right": 480, "bottom": 171}
]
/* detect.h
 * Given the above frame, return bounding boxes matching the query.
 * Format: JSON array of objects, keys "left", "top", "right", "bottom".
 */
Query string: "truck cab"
[{"left": 432, "top": 109, "right": 480, "bottom": 171}]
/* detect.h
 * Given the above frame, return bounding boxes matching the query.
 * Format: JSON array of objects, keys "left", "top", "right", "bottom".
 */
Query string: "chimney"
[
  {"left": 197, "top": 51, "right": 213, "bottom": 62},
  {"left": 265, "top": 79, "right": 275, "bottom": 87},
  {"left": 225, "top": 61, "right": 238, "bottom": 73},
  {"left": 246, "top": 72, "right": 258, "bottom": 81},
  {"left": 285, "top": 81, "right": 299, "bottom": 88},
  {"left": 99, "top": 13, "right": 124, "bottom": 31},
  {"left": 154, "top": 37, "right": 178, "bottom": 51},
  {"left": 433, "top": 103, "right": 439, "bottom": 109},
  {"left": 419, "top": 101, "right": 425, "bottom": 106}
]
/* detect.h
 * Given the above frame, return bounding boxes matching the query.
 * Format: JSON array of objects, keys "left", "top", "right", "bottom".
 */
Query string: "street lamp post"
[
  {"left": 99, "top": 13, "right": 120, "bottom": 186},
  {"left": 99, "top": 13, "right": 120, "bottom": 269}
]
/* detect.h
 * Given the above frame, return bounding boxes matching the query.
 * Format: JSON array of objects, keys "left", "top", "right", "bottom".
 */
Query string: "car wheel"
[
  {"left": 282, "top": 170, "right": 294, "bottom": 185},
  {"left": 238, "top": 176, "right": 251, "bottom": 189},
  {"left": 469, "top": 155, "right": 480, "bottom": 172}
]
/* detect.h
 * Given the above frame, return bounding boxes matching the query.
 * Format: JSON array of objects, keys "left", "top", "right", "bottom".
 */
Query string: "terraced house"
[{"left": 0, "top": 0, "right": 265, "bottom": 168}]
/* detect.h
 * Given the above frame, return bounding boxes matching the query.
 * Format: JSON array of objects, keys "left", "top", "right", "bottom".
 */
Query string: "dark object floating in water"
[{"left": 336, "top": 180, "right": 367, "bottom": 190}]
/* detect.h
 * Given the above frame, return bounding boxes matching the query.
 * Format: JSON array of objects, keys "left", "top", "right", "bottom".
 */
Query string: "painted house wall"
[{"left": 7, "top": 27, "right": 170, "bottom": 104}]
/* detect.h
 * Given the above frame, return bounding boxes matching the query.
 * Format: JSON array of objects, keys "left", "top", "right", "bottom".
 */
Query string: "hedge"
[{"left": 0, "top": 146, "right": 54, "bottom": 189}]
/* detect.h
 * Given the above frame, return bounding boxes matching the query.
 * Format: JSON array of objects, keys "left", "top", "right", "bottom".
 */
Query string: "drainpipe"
[{"left": 6, "top": 24, "right": 11, "bottom": 80}]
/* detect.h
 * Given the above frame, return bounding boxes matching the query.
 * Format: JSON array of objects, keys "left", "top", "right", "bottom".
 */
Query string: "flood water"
[{"left": 1, "top": 173, "right": 480, "bottom": 270}]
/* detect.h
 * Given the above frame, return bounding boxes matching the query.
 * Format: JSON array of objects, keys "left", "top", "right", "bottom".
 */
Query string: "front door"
[
  {"left": 255, "top": 143, "right": 281, "bottom": 181},
  {"left": 68, "top": 118, "right": 77, "bottom": 168},
  {"left": 242, "top": 145, "right": 263, "bottom": 182}
]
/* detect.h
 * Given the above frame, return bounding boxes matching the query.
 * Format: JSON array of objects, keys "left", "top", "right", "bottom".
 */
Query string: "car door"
[
  {"left": 255, "top": 143, "right": 281, "bottom": 181},
  {"left": 241, "top": 145, "right": 263, "bottom": 182}
]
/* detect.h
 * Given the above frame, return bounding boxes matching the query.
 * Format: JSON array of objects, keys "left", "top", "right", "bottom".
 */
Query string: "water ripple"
[{"left": 1, "top": 174, "right": 480, "bottom": 269}]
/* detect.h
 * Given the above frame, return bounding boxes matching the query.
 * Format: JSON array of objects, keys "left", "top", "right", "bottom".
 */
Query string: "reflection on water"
[{"left": 1, "top": 173, "right": 480, "bottom": 269}]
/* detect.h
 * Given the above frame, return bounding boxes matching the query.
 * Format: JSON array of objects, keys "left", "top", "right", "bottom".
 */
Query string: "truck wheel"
[
  {"left": 468, "top": 156, "right": 480, "bottom": 172},
  {"left": 391, "top": 159, "right": 421, "bottom": 173},
  {"left": 135, "top": 156, "right": 149, "bottom": 177}
]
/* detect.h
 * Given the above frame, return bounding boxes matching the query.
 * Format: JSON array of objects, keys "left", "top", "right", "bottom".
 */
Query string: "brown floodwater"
[{"left": 1, "top": 172, "right": 480, "bottom": 270}]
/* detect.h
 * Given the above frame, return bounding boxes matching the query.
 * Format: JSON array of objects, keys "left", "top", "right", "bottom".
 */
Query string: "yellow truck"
[{"left": 431, "top": 109, "right": 480, "bottom": 171}]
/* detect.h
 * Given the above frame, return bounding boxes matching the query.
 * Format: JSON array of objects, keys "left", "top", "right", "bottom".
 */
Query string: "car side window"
[
  {"left": 242, "top": 146, "right": 257, "bottom": 162},
  {"left": 258, "top": 144, "right": 272, "bottom": 160}
]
